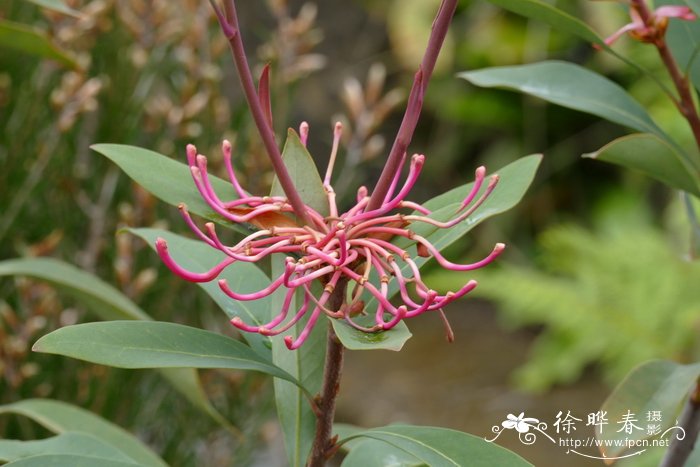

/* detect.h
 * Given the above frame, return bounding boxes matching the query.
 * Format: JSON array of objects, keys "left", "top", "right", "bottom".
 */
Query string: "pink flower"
[
  {"left": 604, "top": 4, "right": 696, "bottom": 46},
  {"left": 156, "top": 123, "right": 503, "bottom": 349}
]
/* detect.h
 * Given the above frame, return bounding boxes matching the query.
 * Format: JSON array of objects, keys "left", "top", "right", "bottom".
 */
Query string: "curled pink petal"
[
  {"left": 655, "top": 5, "right": 696, "bottom": 20},
  {"left": 156, "top": 237, "right": 234, "bottom": 282},
  {"left": 604, "top": 22, "right": 642, "bottom": 46}
]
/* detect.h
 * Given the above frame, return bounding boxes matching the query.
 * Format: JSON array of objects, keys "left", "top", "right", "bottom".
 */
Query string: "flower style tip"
[
  {"left": 603, "top": 4, "right": 696, "bottom": 46},
  {"left": 299, "top": 121, "right": 310, "bottom": 147},
  {"left": 161, "top": 125, "right": 504, "bottom": 348}
]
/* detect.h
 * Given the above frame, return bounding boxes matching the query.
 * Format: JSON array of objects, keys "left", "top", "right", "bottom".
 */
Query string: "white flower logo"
[{"left": 502, "top": 412, "right": 540, "bottom": 433}]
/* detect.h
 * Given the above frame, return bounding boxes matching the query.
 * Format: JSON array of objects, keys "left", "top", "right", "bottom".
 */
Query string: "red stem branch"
[
  {"left": 366, "top": 0, "right": 458, "bottom": 211},
  {"left": 632, "top": 0, "right": 700, "bottom": 169},
  {"left": 211, "top": 0, "right": 312, "bottom": 225},
  {"left": 660, "top": 380, "right": 700, "bottom": 467}
]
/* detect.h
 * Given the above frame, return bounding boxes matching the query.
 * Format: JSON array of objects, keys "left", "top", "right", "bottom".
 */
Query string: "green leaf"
[
  {"left": 0, "top": 257, "right": 230, "bottom": 429},
  {"left": 129, "top": 228, "right": 271, "bottom": 354},
  {"left": 0, "top": 399, "right": 165, "bottom": 467},
  {"left": 331, "top": 316, "right": 412, "bottom": 351},
  {"left": 598, "top": 360, "right": 700, "bottom": 458},
  {"left": 270, "top": 257, "right": 326, "bottom": 467},
  {"left": 128, "top": 228, "right": 270, "bottom": 430},
  {"left": 0, "top": 433, "right": 136, "bottom": 463},
  {"left": 270, "top": 129, "right": 328, "bottom": 217},
  {"left": 0, "top": 258, "right": 150, "bottom": 321},
  {"left": 418, "top": 154, "right": 542, "bottom": 251},
  {"left": 33, "top": 321, "right": 301, "bottom": 388},
  {"left": 340, "top": 425, "right": 533, "bottom": 466},
  {"left": 685, "top": 0, "right": 700, "bottom": 15},
  {"left": 484, "top": 0, "right": 605, "bottom": 47},
  {"left": 584, "top": 133, "right": 700, "bottom": 196},
  {"left": 0, "top": 20, "right": 78, "bottom": 68},
  {"left": 157, "top": 367, "right": 238, "bottom": 435},
  {"left": 342, "top": 439, "right": 425, "bottom": 467},
  {"left": 459, "top": 61, "right": 668, "bottom": 140},
  {"left": 26, "top": 0, "right": 82, "bottom": 17},
  {"left": 91, "top": 144, "right": 244, "bottom": 231},
  {"left": 4, "top": 454, "right": 143, "bottom": 467}
]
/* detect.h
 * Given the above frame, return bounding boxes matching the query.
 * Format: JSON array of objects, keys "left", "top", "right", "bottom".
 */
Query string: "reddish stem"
[
  {"left": 366, "top": 0, "right": 458, "bottom": 211},
  {"left": 307, "top": 281, "right": 347, "bottom": 467},
  {"left": 660, "top": 379, "right": 700, "bottom": 467},
  {"left": 631, "top": 0, "right": 700, "bottom": 170},
  {"left": 212, "top": 0, "right": 312, "bottom": 225}
]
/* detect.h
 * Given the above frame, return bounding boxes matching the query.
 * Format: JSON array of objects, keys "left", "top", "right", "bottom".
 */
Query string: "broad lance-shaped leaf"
[
  {"left": 341, "top": 438, "right": 425, "bottom": 467},
  {"left": 33, "top": 321, "right": 304, "bottom": 389},
  {"left": 686, "top": 0, "right": 700, "bottom": 15},
  {"left": 0, "top": 258, "right": 149, "bottom": 321},
  {"left": 270, "top": 129, "right": 328, "bottom": 217},
  {"left": 584, "top": 133, "right": 700, "bottom": 196},
  {"left": 0, "top": 433, "right": 137, "bottom": 464},
  {"left": 0, "top": 257, "right": 233, "bottom": 431},
  {"left": 418, "top": 154, "right": 542, "bottom": 250},
  {"left": 0, "top": 399, "right": 165, "bottom": 467},
  {"left": 270, "top": 257, "right": 326, "bottom": 467},
  {"left": 484, "top": 0, "right": 605, "bottom": 47},
  {"left": 26, "top": 0, "right": 82, "bottom": 17},
  {"left": 331, "top": 314, "right": 412, "bottom": 352},
  {"left": 4, "top": 455, "right": 143, "bottom": 467},
  {"left": 0, "top": 20, "right": 78, "bottom": 68},
  {"left": 339, "top": 425, "right": 533, "bottom": 466},
  {"left": 335, "top": 422, "right": 425, "bottom": 466},
  {"left": 598, "top": 360, "right": 700, "bottom": 459},
  {"left": 364, "top": 154, "right": 541, "bottom": 311},
  {"left": 129, "top": 228, "right": 271, "bottom": 354},
  {"left": 459, "top": 61, "right": 670, "bottom": 143},
  {"left": 91, "top": 144, "right": 246, "bottom": 232}
]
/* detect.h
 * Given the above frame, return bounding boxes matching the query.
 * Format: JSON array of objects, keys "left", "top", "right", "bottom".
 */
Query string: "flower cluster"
[{"left": 156, "top": 123, "right": 503, "bottom": 349}]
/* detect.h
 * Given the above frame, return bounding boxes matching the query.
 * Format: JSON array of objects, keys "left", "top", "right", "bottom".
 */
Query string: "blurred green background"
[{"left": 2, "top": 0, "right": 698, "bottom": 465}]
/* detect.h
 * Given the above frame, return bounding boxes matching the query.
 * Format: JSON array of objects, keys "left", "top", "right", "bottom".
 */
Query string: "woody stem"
[
  {"left": 655, "top": 38, "right": 700, "bottom": 166},
  {"left": 660, "top": 379, "right": 700, "bottom": 467},
  {"left": 307, "top": 280, "right": 347, "bottom": 466}
]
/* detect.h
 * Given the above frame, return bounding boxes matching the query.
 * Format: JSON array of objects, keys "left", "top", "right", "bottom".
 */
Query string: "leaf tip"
[
  {"left": 286, "top": 127, "right": 301, "bottom": 140},
  {"left": 31, "top": 337, "right": 46, "bottom": 353},
  {"left": 90, "top": 143, "right": 107, "bottom": 154}
]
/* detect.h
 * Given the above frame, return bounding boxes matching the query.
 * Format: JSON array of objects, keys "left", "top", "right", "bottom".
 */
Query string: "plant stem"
[
  {"left": 366, "top": 0, "right": 458, "bottom": 212},
  {"left": 307, "top": 282, "right": 347, "bottom": 467},
  {"left": 631, "top": 0, "right": 700, "bottom": 170},
  {"left": 212, "top": 0, "right": 312, "bottom": 225},
  {"left": 655, "top": 39, "right": 700, "bottom": 163},
  {"left": 660, "top": 379, "right": 700, "bottom": 467}
]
